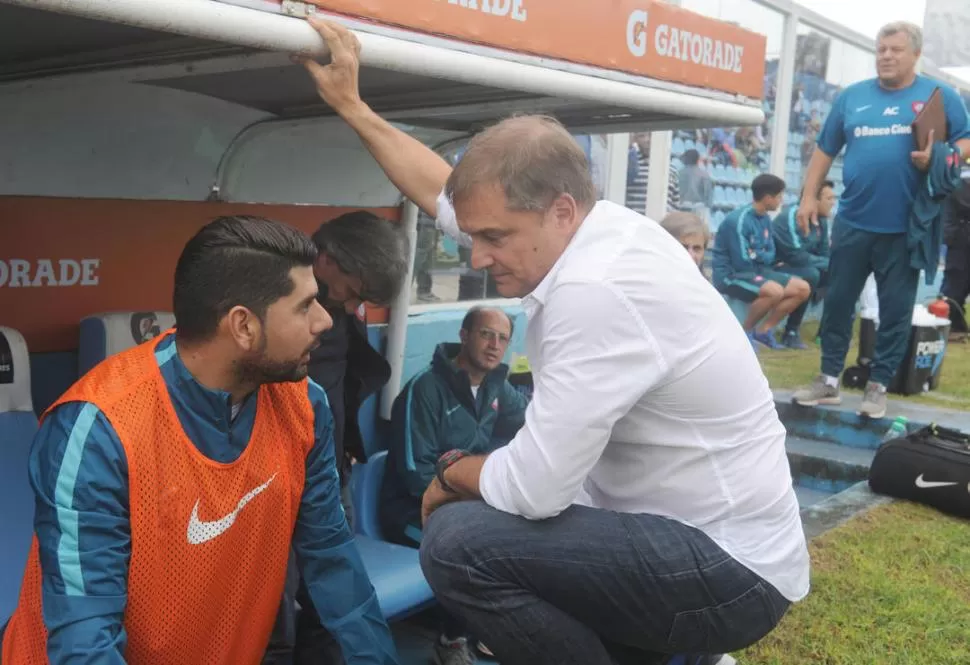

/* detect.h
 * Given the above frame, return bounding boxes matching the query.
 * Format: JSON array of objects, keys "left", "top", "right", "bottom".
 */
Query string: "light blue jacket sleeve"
[
  {"left": 30, "top": 401, "right": 130, "bottom": 664},
  {"left": 292, "top": 380, "right": 400, "bottom": 665}
]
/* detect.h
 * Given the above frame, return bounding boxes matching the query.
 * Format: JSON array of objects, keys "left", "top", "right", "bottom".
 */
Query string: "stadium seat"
[
  {"left": 352, "top": 450, "right": 390, "bottom": 540},
  {"left": 350, "top": 451, "right": 436, "bottom": 620},
  {"left": 714, "top": 185, "right": 727, "bottom": 207},
  {"left": 723, "top": 295, "right": 751, "bottom": 324},
  {"left": 0, "top": 327, "right": 38, "bottom": 625},
  {"left": 78, "top": 311, "right": 175, "bottom": 376},
  {"left": 354, "top": 536, "right": 435, "bottom": 621}
]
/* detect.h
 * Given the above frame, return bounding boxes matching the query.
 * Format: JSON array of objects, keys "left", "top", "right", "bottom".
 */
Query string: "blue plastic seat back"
[
  {"left": 0, "top": 327, "right": 39, "bottom": 626},
  {"left": 79, "top": 311, "right": 175, "bottom": 376},
  {"left": 351, "top": 450, "right": 388, "bottom": 540}
]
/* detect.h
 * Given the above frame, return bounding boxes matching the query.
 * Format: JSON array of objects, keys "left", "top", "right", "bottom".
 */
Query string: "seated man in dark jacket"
[
  {"left": 941, "top": 173, "right": 970, "bottom": 334},
  {"left": 772, "top": 179, "right": 836, "bottom": 349},
  {"left": 381, "top": 306, "right": 528, "bottom": 664}
]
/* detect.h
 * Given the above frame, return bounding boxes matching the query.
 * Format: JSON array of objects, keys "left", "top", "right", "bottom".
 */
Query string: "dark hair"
[
  {"left": 752, "top": 173, "right": 786, "bottom": 201},
  {"left": 818, "top": 180, "right": 835, "bottom": 197},
  {"left": 461, "top": 306, "right": 514, "bottom": 336},
  {"left": 174, "top": 215, "right": 317, "bottom": 343},
  {"left": 681, "top": 149, "right": 701, "bottom": 166},
  {"left": 311, "top": 211, "right": 410, "bottom": 306}
]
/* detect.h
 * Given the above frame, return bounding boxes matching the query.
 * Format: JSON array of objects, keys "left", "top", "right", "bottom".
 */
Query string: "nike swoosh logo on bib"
[{"left": 186, "top": 473, "right": 277, "bottom": 545}]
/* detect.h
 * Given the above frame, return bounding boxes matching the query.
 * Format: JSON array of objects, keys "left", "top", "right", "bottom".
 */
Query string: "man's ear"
[
  {"left": 459, "top": 328, "right": 469, "bottom": 345},
  {"left": 550, "top": 193, "right": 580, "bottom": 230},
  {"left": 225, "top": 306, "right": 263, "bottom": 352}
]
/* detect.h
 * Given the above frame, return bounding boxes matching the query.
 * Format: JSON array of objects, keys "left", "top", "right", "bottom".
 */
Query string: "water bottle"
[{"left": 882, "top": 416, "right": 909, "bottom": 443}]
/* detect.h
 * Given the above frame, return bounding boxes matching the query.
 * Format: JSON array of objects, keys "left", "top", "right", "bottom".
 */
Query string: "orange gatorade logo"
[{"left": 305, "top": 0, "right": 767, "bottom": 98}]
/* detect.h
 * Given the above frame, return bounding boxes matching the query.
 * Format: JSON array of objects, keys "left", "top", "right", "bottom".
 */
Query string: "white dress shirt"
[{"left": 435, "top": 193, "right": 810, "bottom": 602}]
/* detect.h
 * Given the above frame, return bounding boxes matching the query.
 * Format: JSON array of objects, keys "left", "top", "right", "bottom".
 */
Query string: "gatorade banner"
[
  {"left": 302, "top": 0, "right": 767, "bottom": 99},
  {"left": 0, "top": 197, "right": 398, "bottom": 353}
]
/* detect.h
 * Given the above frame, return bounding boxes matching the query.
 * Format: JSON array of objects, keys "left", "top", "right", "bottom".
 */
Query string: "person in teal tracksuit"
[
  {"left": 772, "top": 180, "right": 836, "bottom": 349},
  {"left": 712, "top": 173, "right": 812, "bottom": 349},
  {"left": 381, "top": 306, "right": 528, "bottom": 664}
]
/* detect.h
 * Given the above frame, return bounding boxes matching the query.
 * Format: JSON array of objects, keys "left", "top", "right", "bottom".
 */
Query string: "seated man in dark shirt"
[
  {"left": 381, "top": 306, "right": 528, "bottom": 664},
  {"left": 772, "top": 180, "right": 836, "bottom": 349}
]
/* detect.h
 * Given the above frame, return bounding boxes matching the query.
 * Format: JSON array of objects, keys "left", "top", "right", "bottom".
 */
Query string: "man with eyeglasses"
[{"left": 380, "top": 306, "right": 528, "bottom": 664}]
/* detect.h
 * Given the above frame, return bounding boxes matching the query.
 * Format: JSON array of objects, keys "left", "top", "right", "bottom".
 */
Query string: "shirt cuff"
[
  {"left": 478, "top": 444, "right": 514, "bottom": 514},
  {"left": 435, "top": 190, "right": 473, "bottom": 249}
]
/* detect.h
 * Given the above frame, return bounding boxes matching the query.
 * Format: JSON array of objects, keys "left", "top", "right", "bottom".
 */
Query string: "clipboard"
[{"left": 912, "top": 87, "right": 947, "bottom": 151}]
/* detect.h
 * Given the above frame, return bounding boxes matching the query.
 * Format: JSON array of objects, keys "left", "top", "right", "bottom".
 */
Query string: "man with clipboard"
[{"left": 793, "top": 21, "right": 970, "bottom": 418}]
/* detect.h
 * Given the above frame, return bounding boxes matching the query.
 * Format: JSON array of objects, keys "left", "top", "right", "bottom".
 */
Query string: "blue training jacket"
[{"left": 26, "top": 333, "right": 399, "bottom": 664}]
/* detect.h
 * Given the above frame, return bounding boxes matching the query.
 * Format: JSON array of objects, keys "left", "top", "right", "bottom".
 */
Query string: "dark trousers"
[
  {"left": 777, "top": 264, "right": 826, "bottom": 334},
  {"left": 941, "top": 228, "right": 970, "bottom": 307},
  {"left": 264, "top": 483, "right": 356, "bottom": 665},
  {"left": 819, "top": 223, "right": 919, "bottom": 386},
  {"left": 419, "top": 502, "right": 791, "bottom": 665}
]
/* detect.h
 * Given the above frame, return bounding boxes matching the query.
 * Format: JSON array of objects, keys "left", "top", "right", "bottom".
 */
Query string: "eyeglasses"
[{"left": 477, "top": 328, "right": 510, "bottom": 345}]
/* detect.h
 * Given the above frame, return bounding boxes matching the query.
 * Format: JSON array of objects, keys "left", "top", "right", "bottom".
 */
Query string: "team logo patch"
[
  {"left": 491, "top": 398, "right": 499, "bottom": 412},
  {"left": 912, "top": 101, "right": 925, "bottom": 115},
  {"left": 130, "top": 312, "right": 161, "bottom": 344},
  {"left": 355, "top": 303, "right": 367, "bottom": 323},
  {"left": 754, "top": 275, "right": 765, "bottom": 283}
]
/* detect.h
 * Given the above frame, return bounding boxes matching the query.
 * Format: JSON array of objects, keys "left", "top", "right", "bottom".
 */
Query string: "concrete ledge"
[
  {"left": 786, "top": 436, "right": 875, "bottom": 494},
  {"left": 800, "top": 481, "right": 894, "bottom": 540},
  {"left": 775, "top": 390, "right": 970, "bottom": 442}
]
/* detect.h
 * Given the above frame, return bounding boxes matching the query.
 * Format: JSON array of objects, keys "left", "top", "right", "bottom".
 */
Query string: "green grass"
[
  {"left": 739, "top": 502, "right": 970, "bottom": 665},
  {"left": 760, "top": 324, "right": 970, "bottom": 410}
]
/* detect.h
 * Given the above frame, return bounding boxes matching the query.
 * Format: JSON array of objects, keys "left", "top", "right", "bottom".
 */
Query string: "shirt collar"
[
  {"left": 522, "top": 201, "right": 603, "bottom": 317},
  {"left": 156, "top": 333, "right": 253, "bottom": 427}
]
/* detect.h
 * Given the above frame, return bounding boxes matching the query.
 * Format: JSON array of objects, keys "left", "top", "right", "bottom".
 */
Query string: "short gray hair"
[
  {"left": 311, "top": 211, "right": 410, "bottom": 305},
  {"left": 660, "top": 211, "right": 710, "bottom": 244},
  {"left": 877, "top": 22, "right": 922, "bottom": 53},
  {"left": 446, "top": 115, "right": 597, "bottom": 213}
]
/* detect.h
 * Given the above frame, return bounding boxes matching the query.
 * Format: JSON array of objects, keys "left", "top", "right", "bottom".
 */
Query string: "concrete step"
[
  {"left": 793, "top": 485, "right": 833, "bottom": 508},
  {"left": 786, "top": 435, "right": 876, "bottom": 494}
]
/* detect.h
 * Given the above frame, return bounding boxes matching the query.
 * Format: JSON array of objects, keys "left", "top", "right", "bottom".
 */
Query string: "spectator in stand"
[
  {"left": 772, "top": 180, "right": 836, "bottom": 349},
  {"left": 678, "top": 149, "right": 714, "bottom": 225},
  {"left": 660, "top": 211, "right": 710, "bottom": 271},
  {"left": 712, "top": 174, "right": 812, "bottom": 350},
  {"left": 626, "top": 133, "right": 680, "bottom": 215}
]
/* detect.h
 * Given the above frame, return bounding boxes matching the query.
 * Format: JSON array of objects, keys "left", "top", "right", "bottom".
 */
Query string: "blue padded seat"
[
  {"left": 352, "top": 450, "right": 389, "bottom": 540},
  {"left": 350, "top": 451, "right": 435, "bottom": 620},
  {"left": 78, "top": 311, "right": 175, "bottom": 376},
  {"left": 354, "top": 535, "right": 435, "bottom": 621},
  {"left": 0, "top": 326, "right": 39, "bottom": 625}
]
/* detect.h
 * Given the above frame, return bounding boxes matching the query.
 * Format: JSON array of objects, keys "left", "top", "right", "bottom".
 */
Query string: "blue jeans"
[
  {"left": 419, "top": 502, "right": 791, "bottom": 665},
  {"left": 819, "top": 222, "right": 919, "bottom": 386}
]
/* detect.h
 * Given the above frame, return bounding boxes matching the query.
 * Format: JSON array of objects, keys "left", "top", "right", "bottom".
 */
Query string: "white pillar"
[
  {"left": 770, "top": 9, "right": 800, "bottom": 181},
  {"left": 645, "top": 131, "right": 673, "bottom": 222},
  {"left": 603, "top": 133, "right": 630, "bottom": 206},
  {"left": 379, "top": 199, "right": 420, "bottom": 420}
]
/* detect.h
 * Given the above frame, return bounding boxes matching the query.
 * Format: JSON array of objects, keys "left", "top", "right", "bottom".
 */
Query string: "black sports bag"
[{"left": 868, "top": 424, "right": 970, "bottom": 519}]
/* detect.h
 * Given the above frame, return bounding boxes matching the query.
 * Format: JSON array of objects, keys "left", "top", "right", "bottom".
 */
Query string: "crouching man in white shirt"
[{"left": 301, "top": 18, "right": 810, "bottom": 665}]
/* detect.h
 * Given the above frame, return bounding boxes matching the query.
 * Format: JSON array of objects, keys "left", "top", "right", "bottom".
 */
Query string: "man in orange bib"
[{"left": 1, "top": 216, "right": 400, "bottom": 665}]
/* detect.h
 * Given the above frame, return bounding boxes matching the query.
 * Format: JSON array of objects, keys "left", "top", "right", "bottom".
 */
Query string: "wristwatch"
[{"left": 435, "top": 449, "right": 471, "bottom": 493}]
